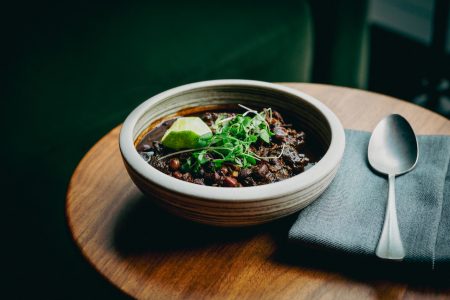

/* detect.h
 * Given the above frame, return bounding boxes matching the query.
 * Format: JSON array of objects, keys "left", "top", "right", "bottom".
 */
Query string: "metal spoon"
[{"left": 368, "top": 114, "right": 419, "bottom": 260}]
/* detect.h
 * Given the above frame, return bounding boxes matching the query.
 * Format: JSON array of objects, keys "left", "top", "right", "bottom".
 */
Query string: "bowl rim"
[{"left": 119, "top": 79, "right": 345, "bottom": 202}]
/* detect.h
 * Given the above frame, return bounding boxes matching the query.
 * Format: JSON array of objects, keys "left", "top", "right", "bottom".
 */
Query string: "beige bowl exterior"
[{"left": 119, "top": 80, "right": 345, "bottom": 226}]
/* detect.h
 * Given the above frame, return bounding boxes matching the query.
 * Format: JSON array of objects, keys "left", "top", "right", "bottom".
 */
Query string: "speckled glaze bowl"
[{"left": 119, "top": 80, "right": 345, "bottom": 226}]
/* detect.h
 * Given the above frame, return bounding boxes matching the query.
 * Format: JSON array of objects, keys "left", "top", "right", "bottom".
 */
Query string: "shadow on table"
[
  {"left": 112, "top": 193, "right": 450, "bottom": 290},
  {"left": 272, "top": 232, "right": 450, "bottom": 291},
  {"left": 112, "top": 193, "right": 269, "bottom": 255}
]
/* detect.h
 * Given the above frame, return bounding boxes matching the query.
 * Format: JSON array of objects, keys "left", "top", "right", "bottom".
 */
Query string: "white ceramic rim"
[{"left": 119, "top": 80, "right": 345, "bottom": 202}]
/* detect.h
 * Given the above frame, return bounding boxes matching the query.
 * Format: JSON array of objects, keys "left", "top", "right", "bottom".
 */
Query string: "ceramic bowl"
[{"left": 119, "top": 80, "right": 345, "bottom": 226}]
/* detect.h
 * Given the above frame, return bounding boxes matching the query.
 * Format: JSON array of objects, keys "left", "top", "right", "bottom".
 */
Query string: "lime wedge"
[{"left": 161, "top": 117, "right": 212, "bottom": 150}]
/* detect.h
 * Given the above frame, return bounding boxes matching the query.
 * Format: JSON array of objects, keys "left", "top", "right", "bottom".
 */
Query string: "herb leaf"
[
  {"left": 161, "top": 105, "right": 275, "bottom": 171},
  {"left": 259, "top": 130, "right": 270, "bottom": 144}
]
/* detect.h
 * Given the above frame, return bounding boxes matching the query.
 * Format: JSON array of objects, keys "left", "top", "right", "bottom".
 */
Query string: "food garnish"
[
  {"left": 159, "top": 105, "right": 279, "bottom": 172},
  {"left": 161, "top": 117, "right": 212, "bottom": 150}
]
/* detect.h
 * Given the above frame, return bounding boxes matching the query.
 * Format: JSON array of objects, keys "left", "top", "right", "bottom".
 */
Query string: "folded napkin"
[{"left": 288, "top": 130, "right": 450, "bottom": 269}]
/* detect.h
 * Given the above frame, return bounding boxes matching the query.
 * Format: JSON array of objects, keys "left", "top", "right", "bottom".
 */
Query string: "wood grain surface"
[{"left": 66, "top": 83, "right": 450, "bottom": 300}]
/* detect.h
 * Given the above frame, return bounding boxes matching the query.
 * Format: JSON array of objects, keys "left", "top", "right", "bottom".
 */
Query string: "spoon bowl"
[
  {"left": 369, "top": 115, "right": 419, "bottom": 175},
  {"left": 368, "top": 114, "right": 419, "bottom": 260}
]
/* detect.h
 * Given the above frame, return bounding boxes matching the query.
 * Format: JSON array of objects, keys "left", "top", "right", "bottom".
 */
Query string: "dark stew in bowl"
[{"left": 136, "top": 105, "right": 320, "bottom": 187}]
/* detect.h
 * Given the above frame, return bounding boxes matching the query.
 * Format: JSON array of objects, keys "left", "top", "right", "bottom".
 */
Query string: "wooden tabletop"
[{"left": 66, "top": 83, "right": 450, "bottom": 300}]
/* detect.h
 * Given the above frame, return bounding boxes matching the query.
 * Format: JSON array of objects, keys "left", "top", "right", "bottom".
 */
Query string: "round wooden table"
[{"left": 66, "top": 83, "right": 450, "bottom": 299}]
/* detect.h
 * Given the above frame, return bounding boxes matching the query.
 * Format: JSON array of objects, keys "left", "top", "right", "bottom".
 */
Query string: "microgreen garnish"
[{"left": 159, "top": 105, "right": 277, "bottom": 172}]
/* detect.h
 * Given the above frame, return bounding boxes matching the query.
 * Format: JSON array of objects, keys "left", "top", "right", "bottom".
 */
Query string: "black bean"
[
  {"left": 257, "top": 164, "right": 269, "bottom": 178},
  {"left": 193, "top": 178, "right": 205, "bottom": 185},
  {"left": 292, "top": 165, "right": 304, "bottom": 174},
  {"left": 270, "top": 158, "right": 282, "bottom": 167},
  {"left": 169, "top": 158, "right": 181, "bottom": 171},
  {"left": 239, "top": 168, "right": 252, "bottom": 179},
  {"left": 242, "top": 177, "right": 256, "bottom": 186},
  {"left": 182, "top": 172, "right": 193, "bottom": 182},
  {"left": 205, "top": 172, "right": 220, "bottom": 184},
  {"left": 204, "top": 172, "right": 213, "bottom": 183},
  {"left": 213, "top": 172, "right": 221, "bottom": 182},
  {"left": 172, "top": 171, "right": 183, "bottom": 179},
  {"left": 273, "top": 126, "right": 287, "bottom": 141}
]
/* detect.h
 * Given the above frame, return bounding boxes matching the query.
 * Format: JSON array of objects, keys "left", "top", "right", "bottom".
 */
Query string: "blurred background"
[{"left": 3, "top": 0, "right": 449, "bottom": 298}]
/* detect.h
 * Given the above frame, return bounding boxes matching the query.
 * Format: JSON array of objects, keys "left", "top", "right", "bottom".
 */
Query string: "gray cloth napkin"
[{"left": 288, "top": 130, "right": 450, "bottom": 269}]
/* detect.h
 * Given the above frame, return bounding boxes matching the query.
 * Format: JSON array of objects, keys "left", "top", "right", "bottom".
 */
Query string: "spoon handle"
[{"left": 375, "top": 174, "right": 405, "bottom": 260}]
